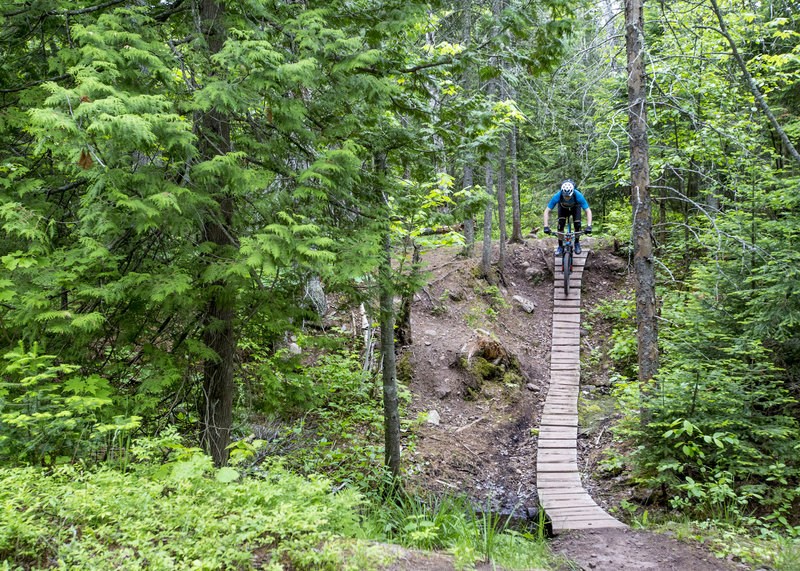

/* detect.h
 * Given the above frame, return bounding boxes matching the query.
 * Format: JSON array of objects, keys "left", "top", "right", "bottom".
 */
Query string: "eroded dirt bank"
[{"left": 397, "top": 238, "right": 748, "bottom": 570}]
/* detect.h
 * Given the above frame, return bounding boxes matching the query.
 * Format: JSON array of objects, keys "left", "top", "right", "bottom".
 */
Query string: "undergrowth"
[{"left": 0, "top": 457, "right": 366, "bottom": 570}]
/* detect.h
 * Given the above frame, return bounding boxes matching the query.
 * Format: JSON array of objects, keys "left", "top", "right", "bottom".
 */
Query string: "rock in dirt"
[
  {"left": 434, "top": 382, "right": 451, "bottom": 400},
  {"left": 512, "top": 295, "right": 536, "bottom": 313},
  {"left": 524, "top": 265, "right": 547, "bottom": 281},
  {"left": 526, "top": 383, "right": 540, "bottom": 392},
  {"left": 425, "top": 329, "right": 437, "bottom": 336},
  {"left": 456, "top": 334, "right": 522, "bottom": 398},
  {"left": 426, "top": 410, "right": 441, "bottom": 426}
]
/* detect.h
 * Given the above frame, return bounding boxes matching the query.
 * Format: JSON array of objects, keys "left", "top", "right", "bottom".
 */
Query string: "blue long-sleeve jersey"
[{"left": 547, "top": 190, "right": 589, "bottom": 210}]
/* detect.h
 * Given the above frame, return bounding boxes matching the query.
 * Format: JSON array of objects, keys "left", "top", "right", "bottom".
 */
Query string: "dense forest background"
[{"left": 1, "top": 0, "right": 798, "bottom": 568}]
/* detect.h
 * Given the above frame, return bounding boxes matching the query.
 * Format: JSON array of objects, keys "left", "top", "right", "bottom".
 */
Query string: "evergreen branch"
[{"left": 0, "top": 74, "right": 71, "bottom": 94}]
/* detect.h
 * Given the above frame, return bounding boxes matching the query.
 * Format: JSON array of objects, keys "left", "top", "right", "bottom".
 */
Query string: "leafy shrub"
[
  {"left": 0, "top": 343, "right": 140, "bottom": 465},
  {"left": 614, "top": 282, "right": 800, "bottom": 527},
  {"left": 0, "top": 454, "right": 365, "bottom": 569}
]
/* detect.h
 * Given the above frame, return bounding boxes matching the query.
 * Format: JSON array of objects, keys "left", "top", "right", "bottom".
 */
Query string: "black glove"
[
  {"left": 543, "top": 226, "right": 551, "bottom": 234},
  {"left": 585, "top": 226, "right": 592, "bottom": 234}
]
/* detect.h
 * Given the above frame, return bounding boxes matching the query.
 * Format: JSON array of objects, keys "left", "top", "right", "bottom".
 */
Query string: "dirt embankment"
[{"left": 397, "top": 238, "right": 746, "bottom": 570}]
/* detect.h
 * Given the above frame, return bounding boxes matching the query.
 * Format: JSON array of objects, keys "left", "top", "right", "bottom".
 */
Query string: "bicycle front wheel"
[{"left": 563, "top": 250, "right": 571, "bottom": 296}]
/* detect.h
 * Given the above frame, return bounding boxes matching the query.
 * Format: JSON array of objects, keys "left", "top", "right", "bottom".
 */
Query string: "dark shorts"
[{"left": 557, "top": 203, "right": 582, "bottom": 232}]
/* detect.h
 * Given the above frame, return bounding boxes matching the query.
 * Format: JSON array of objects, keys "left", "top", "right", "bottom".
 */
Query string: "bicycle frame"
[{"left": 556, "top": 218, "right": 584, "bottom": 296}]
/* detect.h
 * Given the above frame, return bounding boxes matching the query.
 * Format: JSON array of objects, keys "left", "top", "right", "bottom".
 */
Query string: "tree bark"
[
  {"left": 377, "top": 155, "right": 401, "bottom": 481},
  {"left": 461, "top": 164, "right": 475, "bottom": 257},
  {"left": 624, "top": 0, "right": 659, "bottom": 390},
  {"left": 497, "top": 134, "right": 507, "bottom": 268},
  {"left": 509, "top": 125, "right": 523, "bottom": 242},
  {"left": 198, "top": 0, "right": 237, "bottom": 467},
  {"left": 460, "top": 0, "right": 476, "bottom": 257},
  {"left": 396, "top": 240, "right": 420, "bottom": 346},
  {"left": 708, "top": 0, "right": 800, "bottom": 169},
  {"left": 481, "top": 161, "right": 494, "bottom": 281}
]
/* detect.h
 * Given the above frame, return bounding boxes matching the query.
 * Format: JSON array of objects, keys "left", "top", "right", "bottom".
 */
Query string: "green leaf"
[{"left": 215, "top": 467, "right": 240, "bottom": 483}]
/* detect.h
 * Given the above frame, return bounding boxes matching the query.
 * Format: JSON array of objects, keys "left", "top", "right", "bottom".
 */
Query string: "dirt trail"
[
  {"left": 398, "top": 239, "right": 750, "bottom": 570},
  {"left": 551, "top": 528, "right": 747, "bottom": 570}
]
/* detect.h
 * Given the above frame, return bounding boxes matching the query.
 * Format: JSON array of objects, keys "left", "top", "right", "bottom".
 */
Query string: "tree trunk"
[
  {"left": 396, "top": 240, "right": 420, "bottom": 346},
  {"left": 624, "top": 0, "right": 659, "bottom": 391},
  {"left": 509, "top": 125, "right": 523, "bottom": 242},
  {"left": 460, "top": 0, "right": 475, "bottom": 257},
  {"left": 481, "top": 161, "right": 494, "bottom": 281},
  {"left": 198, "top": 0, "right": 237, "bottom": 467},
  {"left": 461, "top": 164, "right": 475, "bottom": 257},
  {"left": 497, "top": 135, "right": 507, "bottom": 268},
  {"left": 377, "top": 155, "right": 401, "bottom": 481}
]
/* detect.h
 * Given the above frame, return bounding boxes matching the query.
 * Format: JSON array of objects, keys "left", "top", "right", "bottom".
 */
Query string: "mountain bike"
[{"left": 557, "top": 220, "right": 584, "bottom": 296}]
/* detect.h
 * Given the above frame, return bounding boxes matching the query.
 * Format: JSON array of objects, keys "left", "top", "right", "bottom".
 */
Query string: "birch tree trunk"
[{"left": 624, "top": 0, "right": 659, "bottom": 389}]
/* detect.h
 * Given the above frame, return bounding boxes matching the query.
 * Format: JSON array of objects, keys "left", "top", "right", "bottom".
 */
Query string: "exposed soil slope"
[{"left": 397, "top": 238, "right": 747, "bottom": 570}]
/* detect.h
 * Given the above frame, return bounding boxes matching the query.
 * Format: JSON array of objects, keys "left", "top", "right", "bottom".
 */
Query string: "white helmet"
[{"left": 560, "top": 180, "right": 575, "bottom": 198}]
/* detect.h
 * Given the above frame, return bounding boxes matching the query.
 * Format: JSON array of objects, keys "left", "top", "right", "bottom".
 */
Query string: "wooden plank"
[
  {"left": 537, "top": 439, "right": 576, "bottom": 449},
  {"left": 545, "top": 387, "right": 578, "bottom": 394},
  {"left": 538, "top": 489, "right": 590, "bottom": 500},
  {"left": 542, "top": 406, "right": 577, "bottom": 414},
  {"left": 537, "top": 452, "right": 577, "bottom": 462},
  {"left": 552, "top": 520, "right": 627, "bottom": 531},
  {"left": 539, "top": 497, "right": 597, "bottom": 508},
  {"left": 553, "top": 307, "right": 581, "bottom": 315},
  {"left": 554, "top": 292, "right": 580, "bottom": 300},
  {"left": 539, "top": 427, "right": 577, "bottom": 439},
  {"left": 550, "top": 514, "right": 625, "bottom": 525},
  {"left": 542, "top": 411, "right": 577, "bottom": 419},
  {"left": 546, "top": 508, "right": 611, "bottom": 519},
  {"left": 551, "top": 348, "right": 580, "bottom": 355},
  {"left": 537, "top": 463, "right": 579, "bottom": 473},
  {"left": 551, "top": 366, "right": 580, "bottom": 373},
  {"left": 541, "top": 421, "right": 578, "bottom": 430},
  {"left": 540, "top": 414, "right": 577, "bottom": 425},
  {"left": 543, "top": 397, "right": 577, "bottom": 404},
  {"left": 537, "top": 478, "right": 583, "bottom": 488},
  {"left": 552, "top": 313, "right": 581, "bottom": 323},
  {"left": 537, "top": 475, "right": 583, "bottom": 485}
]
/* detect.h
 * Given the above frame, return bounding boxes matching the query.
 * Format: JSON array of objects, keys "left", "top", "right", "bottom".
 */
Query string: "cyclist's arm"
[
  {"left": 584, "top": 207, "right": 592, "bottom": 227},
  {"left": 543, "top": 207, "right": 552, "bottom": 229}
]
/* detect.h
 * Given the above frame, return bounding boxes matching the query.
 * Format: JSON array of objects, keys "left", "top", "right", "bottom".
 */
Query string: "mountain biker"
[{"left": 542, "top": 180, "right": 593, "bottom": 255}]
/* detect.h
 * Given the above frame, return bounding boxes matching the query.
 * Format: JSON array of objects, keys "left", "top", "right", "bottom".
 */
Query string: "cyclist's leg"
[
  {"left": 556, "top": 205, "right": 568, "bottom": 249},
  {"left": 572, "top": 204, "right": 582, "bottom": 254}
]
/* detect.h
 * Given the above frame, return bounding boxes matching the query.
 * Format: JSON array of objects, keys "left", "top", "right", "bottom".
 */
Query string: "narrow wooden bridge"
[{"left": 536, "top": 246, "right": 626, "bottom": 532}]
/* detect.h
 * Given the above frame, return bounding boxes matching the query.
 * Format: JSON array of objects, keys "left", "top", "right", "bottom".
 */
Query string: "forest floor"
[{"left": 390, "top": 237, "right": 751, "bottom": 570}]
